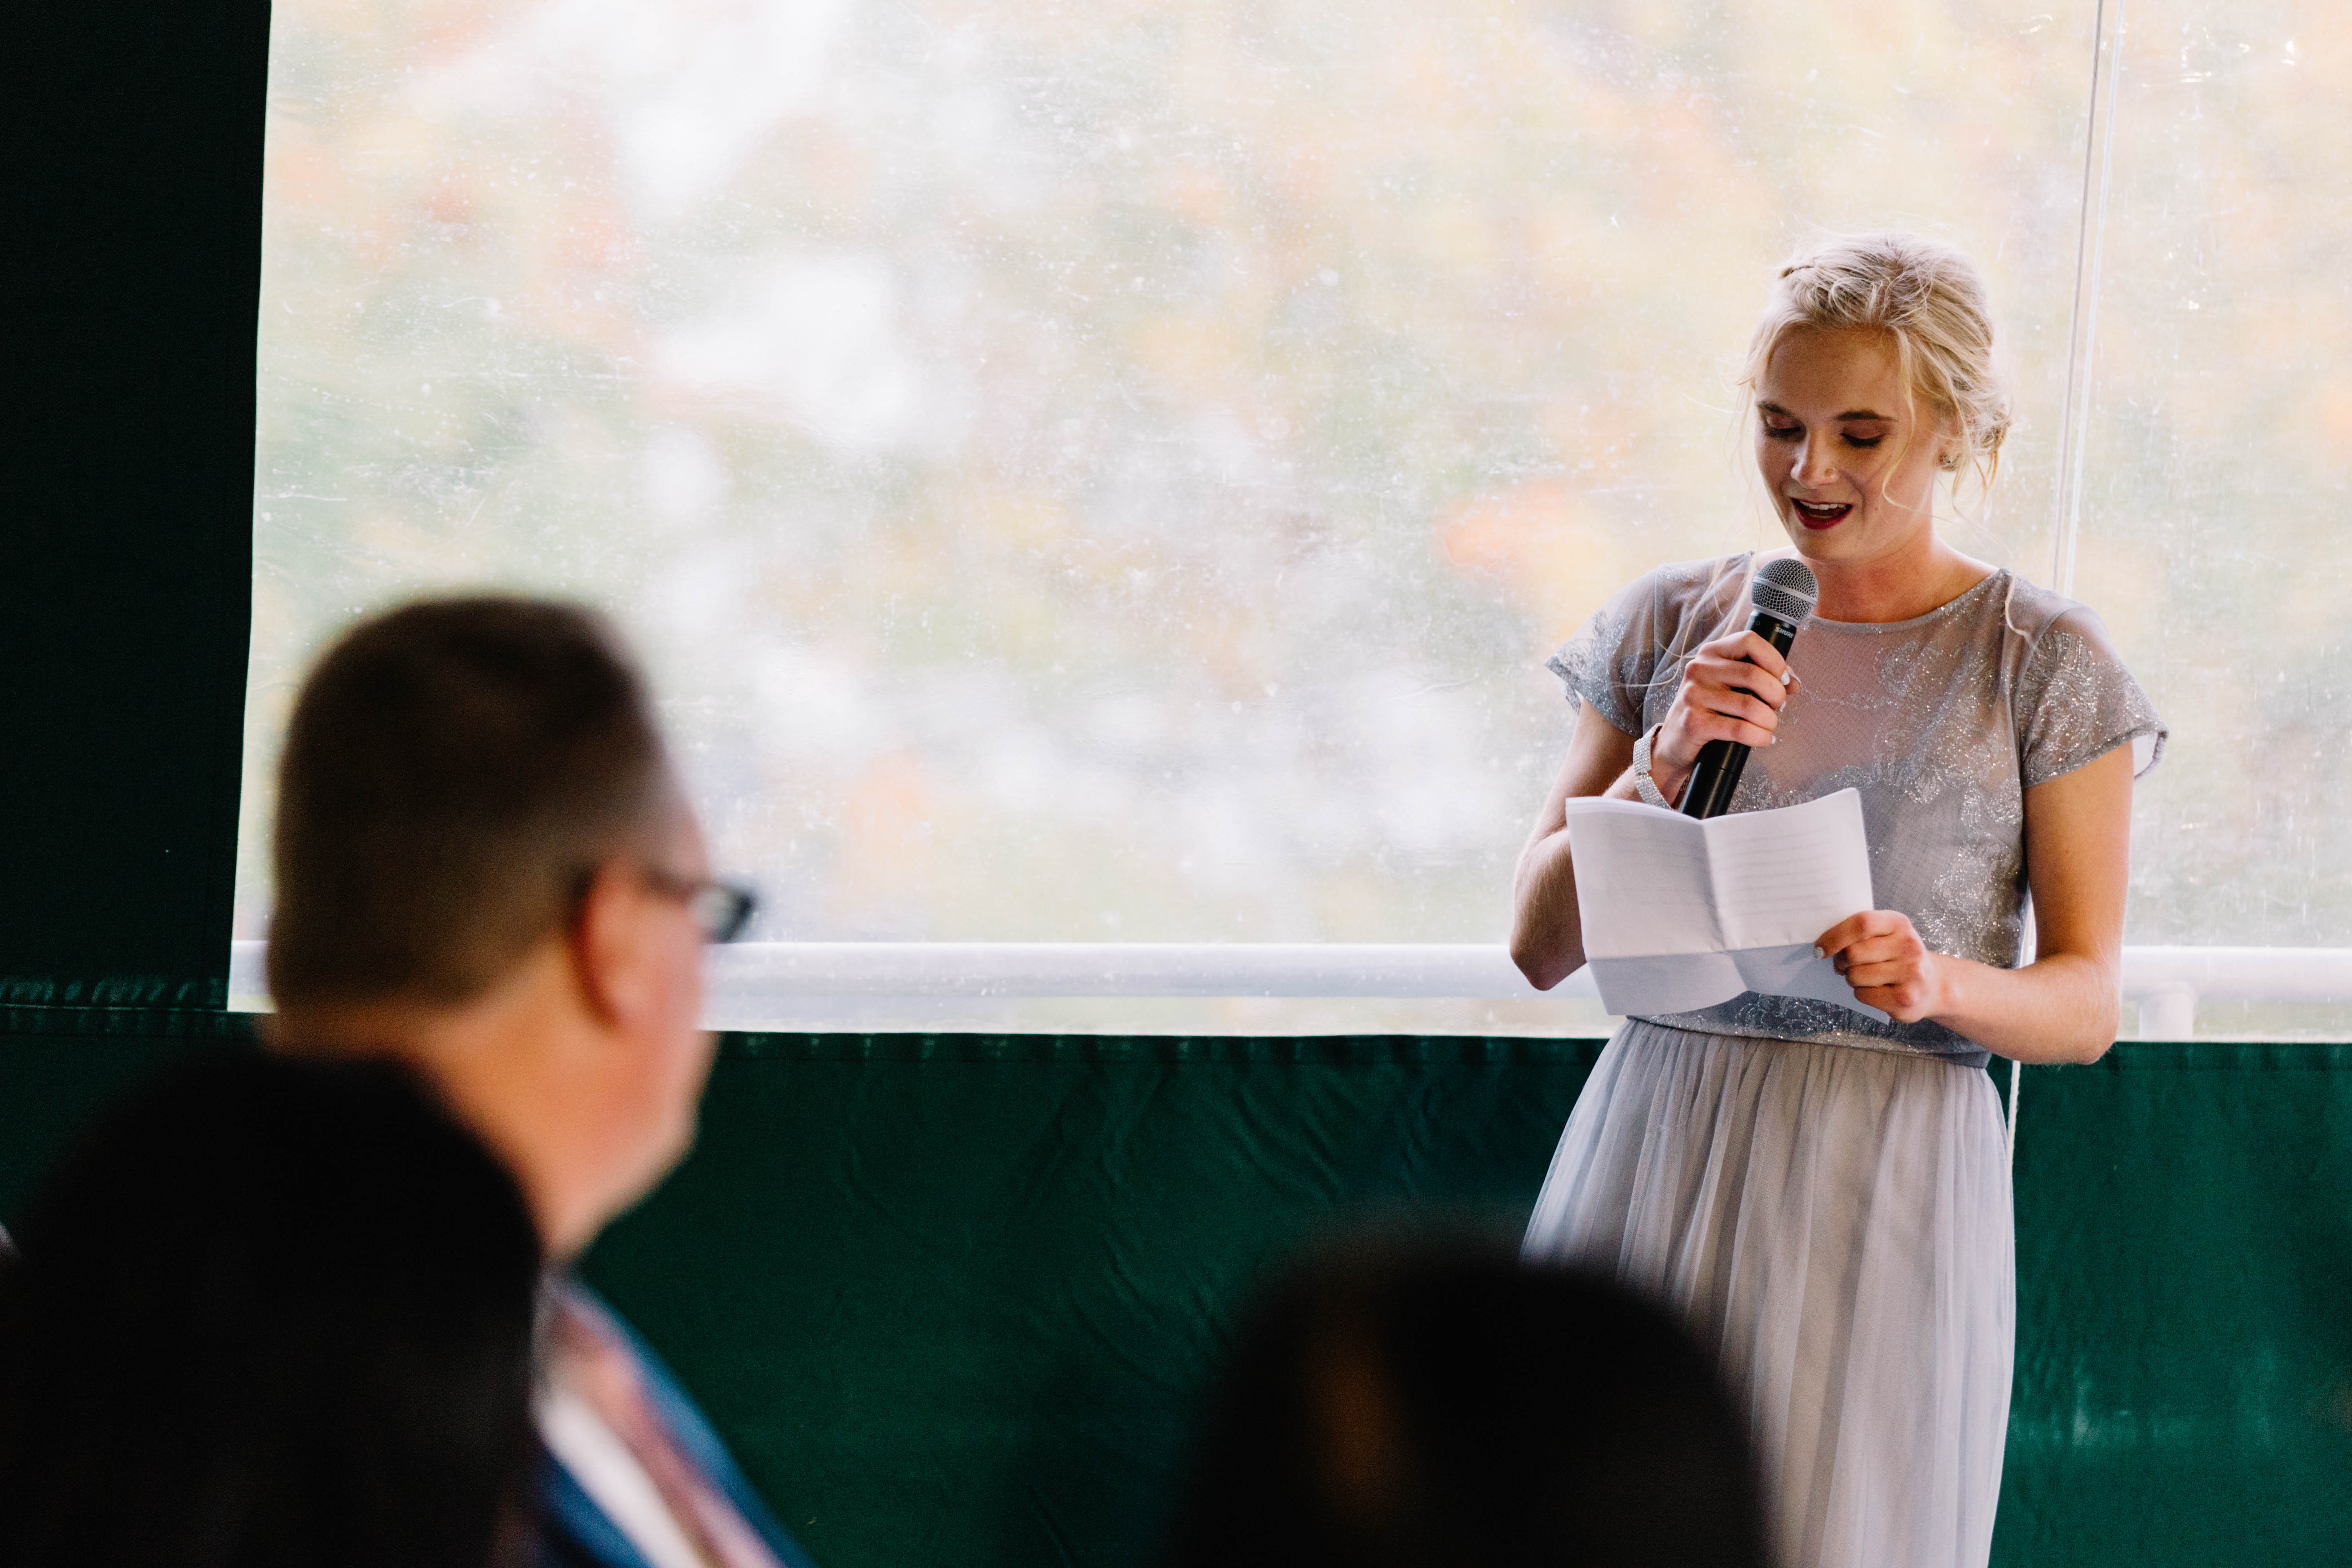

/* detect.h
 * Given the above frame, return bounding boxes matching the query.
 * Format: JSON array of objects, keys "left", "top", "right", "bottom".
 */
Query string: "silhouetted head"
[
  {"left": 1165, "top": 1240, "right": 1771, "bottom": 1568},
  {"left": 0, "top": 1052, "right": 544, "bottom": 1568}
]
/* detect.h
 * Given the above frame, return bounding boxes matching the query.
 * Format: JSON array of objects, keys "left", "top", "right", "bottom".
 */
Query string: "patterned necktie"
[{"left": 544, "top": 1292, "right": 786, "bottom": 1568}]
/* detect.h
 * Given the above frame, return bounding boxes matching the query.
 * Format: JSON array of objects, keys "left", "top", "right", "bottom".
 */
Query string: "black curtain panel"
[{"left": 0, "top": 1, "right": 269, "bottom": 1006}]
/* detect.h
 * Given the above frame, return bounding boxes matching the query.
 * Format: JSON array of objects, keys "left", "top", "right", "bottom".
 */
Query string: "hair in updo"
[{"left": 1742, "top": 232, "right": 2012, "bottom": 493}]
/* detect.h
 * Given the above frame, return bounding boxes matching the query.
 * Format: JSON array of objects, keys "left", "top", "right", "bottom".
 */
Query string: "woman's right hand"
[{"left": 1647, "top": 632, "right": 1800, "bottom": 805}]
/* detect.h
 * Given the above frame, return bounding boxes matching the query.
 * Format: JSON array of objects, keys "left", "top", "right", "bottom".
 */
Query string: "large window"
[
  {"left": 241, "top": 0, "right": 2350, "bottom": 1036},
  {"left": 2072, "top": 1, "right": 2349, "bottom": 1037}
]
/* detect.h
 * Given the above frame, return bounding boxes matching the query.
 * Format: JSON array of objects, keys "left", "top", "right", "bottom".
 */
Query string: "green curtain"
[{"left": 8, "top": 1017, "right": 2348, "bottom": 1568}]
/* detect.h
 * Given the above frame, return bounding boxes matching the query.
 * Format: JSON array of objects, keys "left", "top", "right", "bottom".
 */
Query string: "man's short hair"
[{"left": 268, "top": 596, "right": 673, "bottom": 1007}]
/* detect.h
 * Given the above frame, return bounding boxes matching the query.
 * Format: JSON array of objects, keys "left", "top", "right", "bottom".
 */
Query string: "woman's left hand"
[{"left": 1816, "top": 911, "right": 1949, "bottom": 1023}]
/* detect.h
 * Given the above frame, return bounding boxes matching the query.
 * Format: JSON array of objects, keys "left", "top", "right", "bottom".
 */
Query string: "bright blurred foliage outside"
[{"left": 242, "top": 0, "right": 2352, "bottom": 1034}]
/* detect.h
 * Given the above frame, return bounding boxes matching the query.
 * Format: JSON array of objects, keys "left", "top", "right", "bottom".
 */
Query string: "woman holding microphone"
[{"left": 1510, "top": 233, "right": 2164, "bottom": 1568}]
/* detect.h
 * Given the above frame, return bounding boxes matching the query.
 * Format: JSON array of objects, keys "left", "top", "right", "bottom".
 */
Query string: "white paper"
[{"left": 1559, "top": 789, "right": 1887, "bottom": 1023}]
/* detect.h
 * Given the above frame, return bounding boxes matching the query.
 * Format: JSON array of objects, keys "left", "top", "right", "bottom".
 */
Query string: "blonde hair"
[{"left": 1742, "top": 232, "right": 2012, "bottom": 494}]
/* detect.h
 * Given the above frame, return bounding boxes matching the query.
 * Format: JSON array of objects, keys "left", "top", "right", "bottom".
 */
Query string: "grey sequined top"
[{"left": 1550, "top": 553, "right": 2166, "bottom": 1065}]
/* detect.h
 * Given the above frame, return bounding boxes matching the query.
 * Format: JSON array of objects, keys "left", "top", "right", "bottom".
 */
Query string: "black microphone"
[{"left": 1679, "top": 557, "right": 1819, "bottom": 819}]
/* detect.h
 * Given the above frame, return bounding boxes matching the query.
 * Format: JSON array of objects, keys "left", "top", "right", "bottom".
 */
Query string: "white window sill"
[{"left": 225, "top": 941, "right": 2352, "bottom": 1041}]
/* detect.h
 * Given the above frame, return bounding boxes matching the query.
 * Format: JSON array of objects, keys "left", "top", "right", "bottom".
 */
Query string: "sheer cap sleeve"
[
  {"left": 1545, "top": 557, "right": 1752, "bottom": 736},
  {"left": 2014, "top": 604, "right": 2167, "bottom": 786}
]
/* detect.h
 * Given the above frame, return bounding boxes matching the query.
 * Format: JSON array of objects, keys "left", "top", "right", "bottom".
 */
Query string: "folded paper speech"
[{"left": 1562, "top": 788, "right": 1888, "bottom": 1024}]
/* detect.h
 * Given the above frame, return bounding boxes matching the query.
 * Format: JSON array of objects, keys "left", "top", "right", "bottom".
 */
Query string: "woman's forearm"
[
  {"left": 1928, "top": 950, "right": 2119, "bottom": 1064},
  {"left": 1511, "top": 713, "right": 1644, "bottom": 991},
  {"left": 1934, "top": 749, "right": 2136, "bottom": 1064},
  {"left": 1512, "top": 762, "right": 1654, "bottom": 988},
  {"left": 1510, "top": 829, "right": 1587, "bottom": 990},
  {"left": 1827, "top": 750, "right": 2135, "bottom": 1064}
]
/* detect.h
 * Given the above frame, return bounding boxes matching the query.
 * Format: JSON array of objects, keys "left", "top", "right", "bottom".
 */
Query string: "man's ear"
[{"left": 569, "top": 862, "right": 653, "bottom": 1028}]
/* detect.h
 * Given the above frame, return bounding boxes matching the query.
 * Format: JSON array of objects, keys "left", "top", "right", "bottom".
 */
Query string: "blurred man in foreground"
[{"left": 266, "top": 596, "right": 812, "bottom": 1568}]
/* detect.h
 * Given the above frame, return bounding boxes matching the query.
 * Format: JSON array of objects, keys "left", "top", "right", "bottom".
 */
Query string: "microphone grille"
[{"left": 1751, "top": 556, "right": 1819, "bottom": 628}]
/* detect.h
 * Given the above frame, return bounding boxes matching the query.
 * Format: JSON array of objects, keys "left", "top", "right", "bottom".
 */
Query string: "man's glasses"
[{"left": 641, "top": 869, "right": 760, "bottom": 944}]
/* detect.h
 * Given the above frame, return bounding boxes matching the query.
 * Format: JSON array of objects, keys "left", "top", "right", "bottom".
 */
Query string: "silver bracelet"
[{"left": 1631, "top": 724, "right": 1674, "bottom": 808}]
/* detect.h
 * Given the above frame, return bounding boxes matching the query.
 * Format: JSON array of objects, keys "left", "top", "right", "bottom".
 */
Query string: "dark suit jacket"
[{"left": 536, "top": 1291, "right": 818, "bottom": 1568}]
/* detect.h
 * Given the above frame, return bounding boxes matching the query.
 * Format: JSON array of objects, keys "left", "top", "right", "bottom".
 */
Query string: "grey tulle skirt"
[{"left": 1523, "top": 1019, "right": 2014, "bottom": 1568}]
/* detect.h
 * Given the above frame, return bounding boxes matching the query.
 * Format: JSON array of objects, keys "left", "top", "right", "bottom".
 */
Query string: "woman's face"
[{"left": 1753, "top": 326, "right": 1956, "bottom": 568}]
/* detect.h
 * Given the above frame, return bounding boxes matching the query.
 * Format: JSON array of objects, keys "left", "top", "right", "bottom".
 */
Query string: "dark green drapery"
[{"left": 5, "top": 1019, "right": 2349, "bottom": 1568}]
